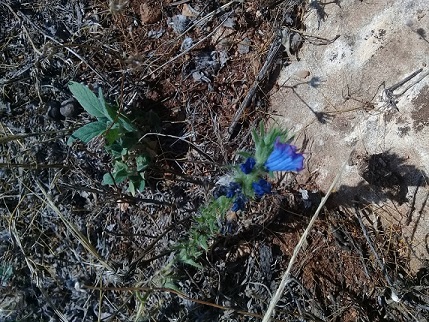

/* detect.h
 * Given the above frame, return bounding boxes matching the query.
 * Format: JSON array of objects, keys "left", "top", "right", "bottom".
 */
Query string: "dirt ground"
[{"left": 1, "top": 0, "right": 429, "bottom": 321}]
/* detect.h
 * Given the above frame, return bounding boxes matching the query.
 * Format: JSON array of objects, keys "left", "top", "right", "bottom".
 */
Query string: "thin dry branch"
[
  {"left": 9, "top": 213, "right": 69, "bottom": 322},
  {"left": 35, "top": 180, "right": 116, "bottom": 273},
  {"left": 83, "top": 284, "right": 286, "bottom": 322},
  {"left": 353, "top": 206, "right": 397, "bottom": 291},
  {"left": 16, "top": 10, "right": 111, "bottom": 85},
  {"left": 228, "top": 31, "right": 283, "bottom": 139},
  {"left": 143, "top": 13, "right": 233, "bottom": 79},
  {"left": 262, "top": 154, "right": 351, "bottom": 322}
]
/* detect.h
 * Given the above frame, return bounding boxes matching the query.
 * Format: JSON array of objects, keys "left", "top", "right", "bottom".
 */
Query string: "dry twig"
[
  {"left": 35, "top": 180, "right": 116, "bottom": 272},
  {"left": 228, "top": 31, "right": 283, "bottom": 139},
  {"left": 262, "top": 154, "right": 351, "bottom": 322}
]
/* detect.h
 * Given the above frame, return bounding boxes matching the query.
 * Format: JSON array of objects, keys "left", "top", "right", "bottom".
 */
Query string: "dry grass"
[{"left": 1, "top": 0, "right": 428, "bottom": 321}]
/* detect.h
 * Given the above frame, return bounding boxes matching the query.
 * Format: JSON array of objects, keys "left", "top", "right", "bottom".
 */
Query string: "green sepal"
[{"left": 252, "top": 122, "right": 290, "bottom": 165}]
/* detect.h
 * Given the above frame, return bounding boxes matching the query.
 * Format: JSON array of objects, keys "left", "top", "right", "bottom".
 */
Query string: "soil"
[{"left": 1, "top": 0, "right": 428, "bottom": 321}]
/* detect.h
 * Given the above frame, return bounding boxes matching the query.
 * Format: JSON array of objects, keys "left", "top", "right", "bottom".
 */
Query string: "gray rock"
[
  {"left": 47, "top": 100, "right": 64, "bottom": 120},
  {"left": 237, "top": 37, "right": 251, "bottom": 54},
  {"left": 171, "top": 15, "right": 191, "bottom": 34},
  {"left": 60, "top": 98, "right": 81, "bottom": 117},
  {"left": 181, "top": 37, "right": 193, "bottom": 51}
]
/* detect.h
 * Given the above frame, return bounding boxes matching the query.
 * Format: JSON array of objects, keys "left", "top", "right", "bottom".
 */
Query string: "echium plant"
[
  {"left": 177, "top": 123, "right": 304, "bottom": 267},
  {"left": 67, "top": 82, "right": 151, "bottom": 195}
]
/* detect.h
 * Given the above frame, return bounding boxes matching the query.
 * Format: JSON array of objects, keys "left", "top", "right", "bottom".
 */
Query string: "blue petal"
[
  {"left": 231, "top": 193, "right": 247, "bottom": 211},
  {"left": 226, "top": 182, "right": 241, "bottom": 198},
  {"left": 252, "top": 179, "right": 271, "bottom": 198},
  {"left": 265, "top": 138, "right": 304, "bottom": 172},
  {"left": 231, "top": 202, "right": 241, "bottom": 212},
  {"left": 240, "top": 157, "right": 256, "bottom": 174},
  {"left": 213, "top": 186, "right": 228, "bottom": 199}
]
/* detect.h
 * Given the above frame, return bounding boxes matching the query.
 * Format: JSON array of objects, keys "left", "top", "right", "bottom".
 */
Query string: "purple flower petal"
[
  {"left": 240, "top": 157, "right": 256, "bottom": 174},
  {"left": 231, "top": 193, "right": 247, "bottom": 211},
  {"left": 226, "top": 182, "right": 241, "bottom": 198},
  {"left": 265, "top": 138, "right": 304, "bottom": 172},
  {"left": 252, "top": 179, "right": 271, "bottom": 198}
]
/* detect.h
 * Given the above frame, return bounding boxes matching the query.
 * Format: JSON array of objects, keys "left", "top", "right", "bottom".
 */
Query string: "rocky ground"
[{"left": 1, "top": 0, "right": 428, "bottom": 321}]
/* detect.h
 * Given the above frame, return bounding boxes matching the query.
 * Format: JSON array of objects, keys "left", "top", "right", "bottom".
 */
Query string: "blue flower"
[
  {"left": 213, "top": 185, "right": 228, "bottom": 199},
  {"left": 252, "top": 179, "right": 271, "bottom": 198},
  {"left": 223, "top": 182, "right": 248, "bottom": 211},
  {"left": 240, "top": 157, "right": 256, "bottom": 174},
  {"left": 231, "top": 193, "right": 247, "bottom": 211},
  {"left": 226, "top": 182, "right": 241, "bottom": 198},
  {"left": 265, "top": 138, "right": 304, "bottom": 172}
]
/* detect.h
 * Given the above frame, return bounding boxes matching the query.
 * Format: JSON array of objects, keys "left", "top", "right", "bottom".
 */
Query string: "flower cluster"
[
  {"left": 215, "top": 128, "right": 304, "bottom": 213},
  {"left": 226, "top": 182, "right": 248, "bottom": 211},
  {"left": 178, "top": 125, "right": 305, "bottom": 266}
]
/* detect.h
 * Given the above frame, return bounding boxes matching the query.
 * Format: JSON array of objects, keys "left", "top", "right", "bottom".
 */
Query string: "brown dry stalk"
[
  {"left": 228, "top": 31, "right": 283, "bottom": 138},
  {"left": 0, "top": 129, "right": 72, "bottom": 144},
  {"left": 262, "top": 154, "right": 351, "bottom": 322},
  {"left": 83, "top": 284, "right": 286, "bottom": 321},
  {"left": 35, "top": 181, "right": 116, "bottom": 272},
  {"left": 0, "top": 163, "right": 69, "bottom": 169}
]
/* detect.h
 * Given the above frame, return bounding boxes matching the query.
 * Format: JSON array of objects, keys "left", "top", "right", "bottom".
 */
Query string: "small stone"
[
  {"left": 140, "top": 3, "right": 162, "bottom": 24},
  {"left": 290, "top": 33, "right": 303, "bottom": 51},
  {"left": 60, "top": 98, "right": 81, "bottom": 118},
  {"left": 181, "top": 4, "right": 199, "bottom": 17},
  {"left": 223, "top": 17, "right": 236, "bottom": 29},
  {"left": 171, "top": 15, "right": 191, "bottom": 34},
  {"left": 148, "top": 28, "right": 164, "bottom": 39},
  {"left": 192, "top": 71, "right": 203, "bottom": 82},
  {"left": 47, "top": 100, "right": 64, "bottom": 121},
  {"left": 237, "top": 38, "right": 251, "bottom": 54},
  {"left": 0, "top": 100, "right": 11, "bottom": 117},
  {"left": 295, "top": 70, "right": 310, "bottom": 79},
  {"left": 181, "top": 37, "right": 193, "bottom": 51}
]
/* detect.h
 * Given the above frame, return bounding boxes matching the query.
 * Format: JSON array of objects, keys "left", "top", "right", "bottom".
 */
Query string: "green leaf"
[
  {"left": 0, "top": 264, "right": 13, "bottom": 286},
  {"left": 102, "top": 172, "right": 115, "bottom": 185},
  {"left": 251, "top": 122, "right": 292, "bottom": 165},
  {"left": 181, "top": 257, "right": 202, "bottom": 268},
  {"left": 128, "top": 180, "right": 136, "bottom": 196},
  {"left": 105, "top": 103, "right": 119, "bottom": 124},
  {"left": 102, "top": 170, "right": 127, "bottom": 185},
  {"left": 68, "top": 82, "right": 110, "bottom": 120},
  {"left": 105, "top": 142, "right": 124, "bottom": 159},
  {"left": 236, "top": 151, "right": 253, "bottom": 159},
  {"left": 177, "top": 248, "right": 202, "bottom": 268},
  {"left": 198, "top": 235, "right": 208, "bottom": 251},
  {"left": 136, "top": 155, "right": 149, "bottom": 172},
  {"left": 118, "top": 115, "right": 137, "bottom": 132},
  {"left": 97, "top": 116, "right": 111, "bottom": 125},
  {"left": 98, "top": 86, "right": 106, "bottom": 108},
  {"left": 102, "top": 162, "right": 129, "bottom": 186},
  {"left": 128, "top": 175, "right": 146, "bottom": 195},
  {"left": 104, "top": 127, "right": 120, "bottom": 145},
  {"left": 104, "top": 100, "right": 137, "bottom": 133},
  {"left": 67, "top": 121, "right": 106, "bottom": 146},
  {"left": 113, "top": 169, "right": 128, "bottom": 184},
  {"left": 121, "top": 147, "right": 128, "bottom": 156},
  {"left": 114, "top": 161, "right": 128, "bottom": 171},
  {"left": 163, "top": 280, "right": 180, "bottom": 292},
  {"left": 118, "top": 133, "right": 138, "bottom": 151},
  {"left": 112, "top": 162, "right": 129, "bottom": 184},
  {"left": 138, "top": 178, "right": 145, "bottom": 192}
]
